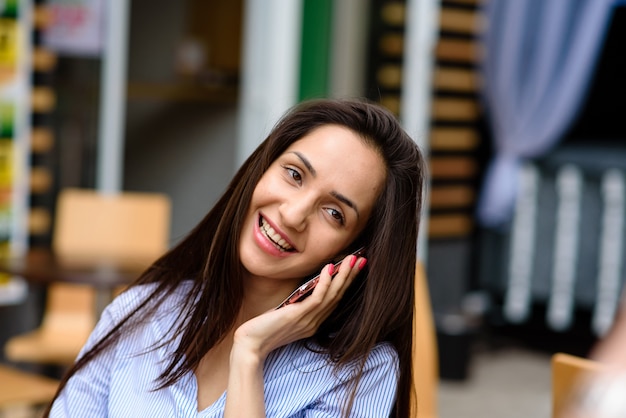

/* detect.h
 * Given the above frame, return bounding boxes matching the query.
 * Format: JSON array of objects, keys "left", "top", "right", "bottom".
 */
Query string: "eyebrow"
[
  {"left": 292, "top": 151, "right": 316, "bottom": 176},
  {"left": 331, "top": 191, "right": 360, "bottom": 220},
  {"left": 290, "top": 151, "right": 360, "bottom": 219}
]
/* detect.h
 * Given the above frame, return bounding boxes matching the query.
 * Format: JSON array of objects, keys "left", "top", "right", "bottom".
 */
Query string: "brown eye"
[
  {"left": 325, "top": 208, "right": 345, "bottom": 225},
  {"left": 284, "top": 166, "right": 302, "bottom": 184}
]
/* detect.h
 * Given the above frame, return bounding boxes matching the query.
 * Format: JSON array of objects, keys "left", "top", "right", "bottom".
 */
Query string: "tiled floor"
[{"left": 438, "top": 345, "right": 553, "bottom": 418}]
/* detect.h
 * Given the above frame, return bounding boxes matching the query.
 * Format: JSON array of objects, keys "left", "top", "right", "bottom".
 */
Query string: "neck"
[{"left": 239, "top": 274, "right": 301, "bottom": 321}]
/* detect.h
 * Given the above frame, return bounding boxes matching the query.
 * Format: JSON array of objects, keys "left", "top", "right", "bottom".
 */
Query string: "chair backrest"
[
  {"left": 49, "top": 187, "right": 171, "bottom": 317},
  {"left": 412, "top": 261, "right": 438, "bottom": 418},
  {"left": 552, "top": 352, "right": 606, "bottom": 418},
  {"left": 53, "top": 188, "right": 171, "bottom": 261},
  {"left": 42, "top": 188, "right": 171, "bottom": 340},
  {"left": 5, "top": 189, "right": 171, "bottom": 365}
]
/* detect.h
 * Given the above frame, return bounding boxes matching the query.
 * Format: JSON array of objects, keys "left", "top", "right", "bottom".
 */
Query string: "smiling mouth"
[{"left": 259, "top": 216, "right": 295, "bottom": 252}]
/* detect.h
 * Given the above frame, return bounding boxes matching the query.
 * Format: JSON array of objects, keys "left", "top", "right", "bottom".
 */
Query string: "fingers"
[
  {"left": 308, "top": 253, "right": 367, "bottom": 311},
  {"left": 333, "top": 253, "right": 367, "bottom": 289}
]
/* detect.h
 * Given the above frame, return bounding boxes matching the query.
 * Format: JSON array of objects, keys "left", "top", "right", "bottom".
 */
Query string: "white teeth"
[{"left": 260, "top": 217, "right": 293, "bottom": 251}]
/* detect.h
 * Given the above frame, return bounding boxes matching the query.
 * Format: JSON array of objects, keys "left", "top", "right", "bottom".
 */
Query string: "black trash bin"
[{"left": 436, "top": 312, "right": 474, "bottom": 381}]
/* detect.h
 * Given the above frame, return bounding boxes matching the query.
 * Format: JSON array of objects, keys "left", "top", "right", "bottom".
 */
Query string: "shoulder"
[
  {"left": 343, "top": 341, "right": 400, "bottom": 382},
  {"left": 88, "top": 281, "right": 195, "bottom": 356},
  {"left": 273, "top": 340, "right": 399, "bottom": 378},
  {"left": 365, "top": 342, "right": 399, "bottom": 370},
  {"left": 263, "top": 341, "right": 399, "bottom": 416}
]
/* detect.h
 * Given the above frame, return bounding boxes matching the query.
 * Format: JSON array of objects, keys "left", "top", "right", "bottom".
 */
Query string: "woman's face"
[{"left": 239, "top": 124, "right": 386, "bottom": 286}]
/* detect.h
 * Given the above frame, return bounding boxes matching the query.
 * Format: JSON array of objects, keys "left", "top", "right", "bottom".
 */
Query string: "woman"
[{"left": 46, "top": 98, "right": 426, "bottom": 417}]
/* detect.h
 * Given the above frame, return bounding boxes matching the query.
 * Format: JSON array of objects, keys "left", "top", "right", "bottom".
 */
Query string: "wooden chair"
[
  {"left": 411, "top": 261, "right": 438, "bottom": 418},
  {"left": 552, "top": 352, "right": 606, "bottom": 418},
  {"left": 5, "top": 188, "right": 171, "bottom": 366},
  {"left": 0, "top": 364, "right": 59, "bottom": 415},
  {"left": 5, "top": 283, "right": 97, "bottom": 365}
]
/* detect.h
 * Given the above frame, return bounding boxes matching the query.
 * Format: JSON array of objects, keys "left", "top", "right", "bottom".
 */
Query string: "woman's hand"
[
  {"left": 224, "top": 253, "right": 365, "bottom": 417},
  {"left": 234, "top": 253, "right": 367, "bottom": 360}
]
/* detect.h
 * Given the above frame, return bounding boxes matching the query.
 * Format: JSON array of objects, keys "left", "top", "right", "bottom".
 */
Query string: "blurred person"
[
  {"left": 44, "top": 98, "right": 426, "bottom": 417},
  {"left": 560, "top": 303, "right": 626, "bottom": 418}
]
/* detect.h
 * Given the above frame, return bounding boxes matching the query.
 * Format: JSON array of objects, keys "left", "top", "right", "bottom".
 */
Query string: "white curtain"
[{"left": 477, "top": 0, "right": 618, "bottom": 227}]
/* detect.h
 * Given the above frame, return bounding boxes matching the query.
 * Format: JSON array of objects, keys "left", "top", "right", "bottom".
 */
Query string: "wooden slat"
[
  {"left": 31, "top": 87, "right": 56, "bottom": 113},
  {"left": 379, "top": 34, "right": 404, "bottom": 57},
  {"left": 380, "top": 2, "right": 405, "bottom": 26},
  {"left": 430, "top": 127, "right": 480, "bottom": 151},
  {"left": 30, "top": 167, "right": 53, "bottom": 194},
  {"left": 432, "top": 97, "right": 480, "bottom": 121},
  {"left": 436, "top": 38, "right": 482, "bottom": 63},
  {"left": 433, "top": 67, "right": 480, "bottom": 92},
  {"left": 430, "top": 156, "right": 478, "bottom": 179},
  {"left": 430, "top": 185, "right": 475, "bottom": 209},
  {"left": 33, "top": 47, "right": 57, "bottom": 72},
  {"left": 379, "top": 95, "right": 401, "bottom": 115},
  {"left": 31, "top": 128, "right": 54, "bottom": 153},
  {"left": 28, "top": 207, "right": 52, "bottom": 235},
  {"left": 33, "top": 5, "right": 52, "bottom": 30},
  {"left": 428, "top": 213, "right": 474, "bottom": 238},
  {"left": 377, "top": 65, "right": 402, "bottom": 88},
  {"left": 439, "top": 8, "right": 480, "bottom": 34}
]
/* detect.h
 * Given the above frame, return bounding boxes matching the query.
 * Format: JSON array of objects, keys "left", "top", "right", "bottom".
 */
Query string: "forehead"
[{"left": 283, "top": 124, "right": 380, "bottom": 159}]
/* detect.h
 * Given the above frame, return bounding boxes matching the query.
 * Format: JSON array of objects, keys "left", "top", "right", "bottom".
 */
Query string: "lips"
[{"left": 259, "top": 215, "right": 295, "bottom": 252}]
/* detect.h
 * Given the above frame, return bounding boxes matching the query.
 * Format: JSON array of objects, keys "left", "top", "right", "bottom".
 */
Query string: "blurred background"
[{"left": 0, "top": 0, "right": 625, "bottom": 416}]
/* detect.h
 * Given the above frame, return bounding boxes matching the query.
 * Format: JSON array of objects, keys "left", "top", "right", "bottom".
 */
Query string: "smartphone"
[{"left": 275, "top": 247, "right": 366, "bottom": 309}]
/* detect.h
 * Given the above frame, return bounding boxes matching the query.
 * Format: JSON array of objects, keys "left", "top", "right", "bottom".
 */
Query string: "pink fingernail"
[
  {"left": 349, "top": 255, "right": 357, "bottom": 268},
  {"left": 328, "top": 263, "right": 335, "bottom": 275},
  {"left": 358, "top": 258, "right": 367, "bottom": 270}
]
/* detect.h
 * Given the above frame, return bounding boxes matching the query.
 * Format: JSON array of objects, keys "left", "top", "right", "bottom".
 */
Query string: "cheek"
[
  {"left": 255, "top": 172, "right": 288, "bottom": 203},
  {"left": 250, "top": 177, "right": 273, "bottom": 206}
]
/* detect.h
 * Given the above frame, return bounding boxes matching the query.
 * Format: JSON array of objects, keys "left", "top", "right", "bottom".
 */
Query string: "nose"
[{"left": 279, "top": 194, "right": 314, "bottom": 232}]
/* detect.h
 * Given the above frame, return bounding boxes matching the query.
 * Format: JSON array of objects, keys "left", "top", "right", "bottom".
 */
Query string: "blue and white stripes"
[{"left": 49, "top": 283, "right": 399, "bottom": 417}]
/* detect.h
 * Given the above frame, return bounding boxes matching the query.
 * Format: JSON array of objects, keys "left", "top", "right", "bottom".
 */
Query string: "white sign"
[{"left": 42, "top": 0, "right": 105, "bottom": 56}]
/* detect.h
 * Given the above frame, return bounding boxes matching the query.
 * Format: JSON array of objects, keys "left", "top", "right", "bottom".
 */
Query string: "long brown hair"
[{"left": 44, "top": 98, "right": 426, "bottom": 418}]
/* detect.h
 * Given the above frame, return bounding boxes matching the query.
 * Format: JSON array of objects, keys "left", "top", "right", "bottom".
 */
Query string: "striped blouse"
[{"left": 49, "top": 282, "right": 399, "bottom": 417}]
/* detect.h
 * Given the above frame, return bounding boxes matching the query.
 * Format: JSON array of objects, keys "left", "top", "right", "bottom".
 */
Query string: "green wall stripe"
[{"left": 299, "top": 0, "right": 333, "bottom": 101}]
